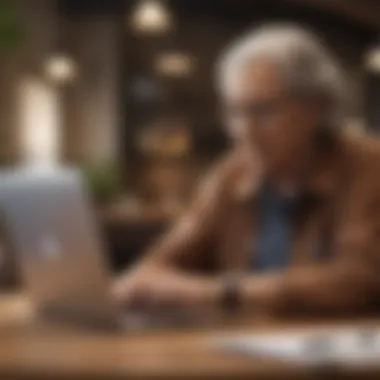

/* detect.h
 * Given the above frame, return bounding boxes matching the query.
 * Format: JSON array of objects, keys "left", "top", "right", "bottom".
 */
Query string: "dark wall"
[{"left": 123, "top": 1, "right": 376, "bottom": 166}]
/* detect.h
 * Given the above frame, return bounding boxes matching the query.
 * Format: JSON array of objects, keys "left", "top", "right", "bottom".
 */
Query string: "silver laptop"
[{"left": 0, "top": 167, "right": 192, "bottom": 330}]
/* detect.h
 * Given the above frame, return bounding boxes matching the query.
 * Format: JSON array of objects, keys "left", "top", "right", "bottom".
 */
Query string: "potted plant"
[{"left": 82, "top": 162, "right": 123, "bottom": 205}]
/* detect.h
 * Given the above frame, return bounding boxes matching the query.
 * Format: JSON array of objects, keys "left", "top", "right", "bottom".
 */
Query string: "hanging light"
[
  {"left": 44, "top": 54, "right": 77, "bottom": 84},
  {"left": 131, "top": 0, "right": 172, "bottom": 35},
  {"left": 365, "top": 47, "right": 380, "bottom": 73}
]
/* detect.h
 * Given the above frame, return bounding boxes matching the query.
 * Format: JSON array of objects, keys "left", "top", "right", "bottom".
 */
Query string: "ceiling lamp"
[
  {"left": 131, "top": 0, "right": 172, "bottom": 35},
  {"left": 44, "top": 54, "right": 77, "bottom": 84},
  {"left": 365, "top": 47, "right": 380, "bottom": 73}
]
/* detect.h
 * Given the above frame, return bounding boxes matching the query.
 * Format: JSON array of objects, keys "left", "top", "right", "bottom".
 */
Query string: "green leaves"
[
  {"left": 0, "top": 2, "right": 24, "bottom": 53},
  {"left": 82, "top": 163, "right": 123, "bottom": 203}
]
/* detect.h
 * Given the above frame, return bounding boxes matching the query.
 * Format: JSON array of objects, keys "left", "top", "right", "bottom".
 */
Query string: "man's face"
[{"left": 222, "top": 60, "right": 321, "bottom": 173}]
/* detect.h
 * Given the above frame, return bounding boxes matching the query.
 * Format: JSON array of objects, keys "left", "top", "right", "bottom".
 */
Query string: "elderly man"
[{"left": 114, "top": 24, "right": 380, "bottom": 316}]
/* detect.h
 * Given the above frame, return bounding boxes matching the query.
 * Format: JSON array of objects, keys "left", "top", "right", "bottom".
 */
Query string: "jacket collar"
[
  {"left": 304, "top": 130, "right": 350, "bottom": 198},
  {"left": 231, "top": 130, "right": 350, "bottom": 203}
]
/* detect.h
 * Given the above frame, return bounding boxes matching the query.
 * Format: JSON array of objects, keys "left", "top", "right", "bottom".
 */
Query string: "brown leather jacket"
[{"left": 140, "top": 130, "right": 380, "bottom": 314}]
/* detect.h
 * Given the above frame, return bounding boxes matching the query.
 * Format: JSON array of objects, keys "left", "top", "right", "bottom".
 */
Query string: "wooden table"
[{"left": 0, "top": 293, "right": 380, "bottom": 380}]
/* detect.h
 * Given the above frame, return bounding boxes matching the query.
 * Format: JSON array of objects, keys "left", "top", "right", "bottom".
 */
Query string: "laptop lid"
[{"left": 0, "top": 168, "right": 118, "bottom": 320}]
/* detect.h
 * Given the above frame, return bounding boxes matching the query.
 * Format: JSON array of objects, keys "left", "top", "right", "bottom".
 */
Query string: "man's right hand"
[{"left": 111, "top": 268, "right": 220, "bottom": 312}]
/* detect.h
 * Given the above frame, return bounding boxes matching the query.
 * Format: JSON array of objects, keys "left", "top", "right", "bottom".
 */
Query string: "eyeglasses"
[{"left": 222, "top": 96, "right": 289, "bottom": 124}]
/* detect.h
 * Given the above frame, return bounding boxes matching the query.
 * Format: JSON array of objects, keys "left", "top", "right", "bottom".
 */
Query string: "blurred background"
[{"left": 0, "top": 0, "right": 380, "bottom": 283}]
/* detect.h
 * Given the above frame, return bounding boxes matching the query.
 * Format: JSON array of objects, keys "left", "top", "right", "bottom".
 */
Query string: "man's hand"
[{"left": 112, "top": 269, "right": 221, "bottom": 312}]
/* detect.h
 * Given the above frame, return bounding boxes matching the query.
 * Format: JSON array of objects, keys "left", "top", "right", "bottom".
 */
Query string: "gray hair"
[{"left": 217, "top": 24, "right": 348, "bottom": 125}]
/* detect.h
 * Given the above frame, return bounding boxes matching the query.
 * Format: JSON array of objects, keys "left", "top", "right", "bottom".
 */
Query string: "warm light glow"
[
  {"left": 44, "top": 55, "right": 77, "bottom": 83},
  {"left": 155, "top": 52, "right": 195, "bottom": 77},
  {"left": 18, "top": 76, "right": 61, "bottom": 166},
  {"left": 131, "top": 0, "right": 172, "bottom": 34},
  {"left": 365, "top": 47, "right": 380, "bottom": 73}
]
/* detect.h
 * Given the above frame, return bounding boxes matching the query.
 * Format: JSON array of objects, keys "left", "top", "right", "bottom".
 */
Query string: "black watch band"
[{"left": 220, "top": 273, "right": 242, "bottom": 313}]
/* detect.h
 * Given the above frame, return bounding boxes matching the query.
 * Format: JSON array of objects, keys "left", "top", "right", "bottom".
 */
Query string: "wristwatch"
[{"left": 220, "top": 273, "right": 243, "bottom": 313}]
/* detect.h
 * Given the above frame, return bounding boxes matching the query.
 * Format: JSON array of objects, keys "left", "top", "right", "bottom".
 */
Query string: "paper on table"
[{"left": 213, "top": 327, "right": 380, "bottom": 367}]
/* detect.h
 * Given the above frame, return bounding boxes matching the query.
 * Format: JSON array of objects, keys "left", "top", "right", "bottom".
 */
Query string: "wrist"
[
  {"left": 185, "top": 277, "right": 222, "bottom": 309},
  {"left": 241, "top": 275, "right": 283, "bottom": 314},
  {"left": 201, "top": 278, "right": 224, "bottom": 308}
]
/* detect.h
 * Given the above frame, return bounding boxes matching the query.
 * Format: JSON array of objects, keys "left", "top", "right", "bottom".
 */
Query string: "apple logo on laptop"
[{"left": 40, "top": 235, "right": 62, "bottom": 261}]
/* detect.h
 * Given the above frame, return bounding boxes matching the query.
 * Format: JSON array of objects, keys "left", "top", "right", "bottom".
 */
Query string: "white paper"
[{"left": 213, "top": 326, "right": 380, "bottom": 367}]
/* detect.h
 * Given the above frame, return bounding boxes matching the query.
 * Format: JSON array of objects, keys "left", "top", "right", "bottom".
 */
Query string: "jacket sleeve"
[
  {"left": 131, "top": 155, "right": 234, "bottom": 274},
  {"left": 249, "top": 187, "right": 380, "bottom": 315}
]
